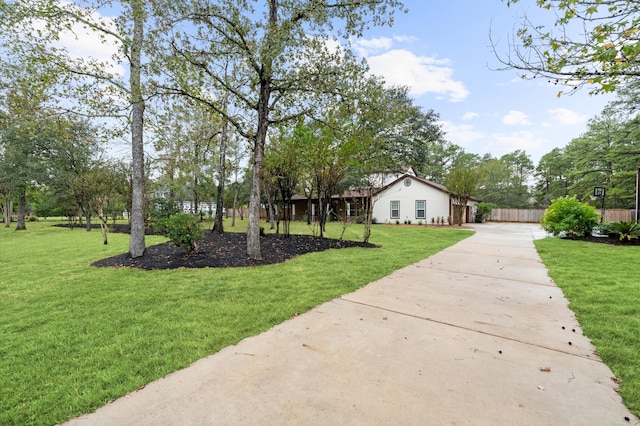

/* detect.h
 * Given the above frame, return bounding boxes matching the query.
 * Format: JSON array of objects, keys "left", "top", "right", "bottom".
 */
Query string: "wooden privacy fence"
[
  {"left": 488, "top": 208, "right": 635, "bottom": 223},
  {"left": 489, "top": 209, "right": 545, "bottom": 223}
]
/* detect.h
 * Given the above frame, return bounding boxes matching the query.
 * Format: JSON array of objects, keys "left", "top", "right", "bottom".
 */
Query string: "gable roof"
[{"left": 374, "top": 173, "right": 451, "bottom": 196}]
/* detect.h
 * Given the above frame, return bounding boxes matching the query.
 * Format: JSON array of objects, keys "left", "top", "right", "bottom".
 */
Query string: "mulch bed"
[
  {"left": 562, "top": 234, "right": 640, "bottom": 246},
  {"left": 73, "top": 224, "right": 378, "bottom": 270}
]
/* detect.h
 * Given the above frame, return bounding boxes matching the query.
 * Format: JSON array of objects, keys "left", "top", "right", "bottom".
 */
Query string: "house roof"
[
  {"left": 290, "top": 188, "right": 372, "bottom": 201},
  {"left": 374, "top": 173, "right": 450, "bottom": 196},
  {"left": 289, "top": 170, "right": 480, "bottom": 202}
]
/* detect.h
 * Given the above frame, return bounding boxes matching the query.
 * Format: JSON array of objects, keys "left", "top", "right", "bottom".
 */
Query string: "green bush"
[
  {"left": 161, "top": 213, "right": 204, "bottom": 252},
  {"left": 476, "top": 202, "right": 495, "bottom": 222},
  {"left": 541, "top": 196, "right": 599, "bottom": 237},
  {"left": 149, "top": 197, "right": 181, "bottom": 234},
  {"left": 601, "top": 221, "right": 640, "bottom": 241}
]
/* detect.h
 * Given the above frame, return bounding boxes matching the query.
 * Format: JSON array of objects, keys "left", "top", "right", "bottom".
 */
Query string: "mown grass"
[
  {"left": 535, "top": 238, "right": 640, "bottom": 416},
  {"left": 0, "top": 219, "right": 471, "bottom": 425}
]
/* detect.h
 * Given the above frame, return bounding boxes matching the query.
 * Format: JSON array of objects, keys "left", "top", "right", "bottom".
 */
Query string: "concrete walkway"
[{"left": 65, "top": 223, "right": 638, "bottom": 425}]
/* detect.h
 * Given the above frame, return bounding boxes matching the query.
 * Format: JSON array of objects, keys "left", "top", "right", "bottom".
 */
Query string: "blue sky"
[
  {"left": 52, "top": 1, "right": 613, "bottom": 165},
  {"left": 354, "top": 1, "right": 614, "bottom": 165}
]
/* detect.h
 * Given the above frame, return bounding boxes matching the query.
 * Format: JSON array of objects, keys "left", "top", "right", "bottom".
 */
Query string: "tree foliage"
[
  {"left": 498, "top": 0, "right": 640, "bottom": 94},
  {"left": 0, "top": 0, "right": 153, "bottom": 256},
  {"left": 533, "top": 147, "right": 571, "bottom": 207},
  {"left": 392, "top": 107, "right": 461, "bottom": 184},
  {"left": 541, "top": 195, "right": 599, "bottom": 237},
  {"left": 444, "top": 166, "right": 484, "bottom": 226},
  {"left": 533, "top": 107, "right": 639, "bottom": 208},
  {"left": 160, "top": 213, "right": 204, "bottom": 253},
  {"left": 476, "top": 150, "right": 534, "bottom": 208},
  {"left": 156, "top": 0, "right": 406, "bottom": 260}
]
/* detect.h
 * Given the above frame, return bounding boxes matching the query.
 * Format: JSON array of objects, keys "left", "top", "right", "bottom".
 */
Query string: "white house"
[{"left": 372, "top": 173, "right": 477, "bottom": 224}]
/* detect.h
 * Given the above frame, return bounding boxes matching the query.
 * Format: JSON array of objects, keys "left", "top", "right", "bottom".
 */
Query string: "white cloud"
[
  {"left": 439, "top": 121, "right": 484, "bottom": 147},
  {"left": 547, "top": 108, "right": 588, "bottom": 126},
  {"left": 393, "top": 35, "right": 418, "bottom": 43},
  {"left": 353, "top": 37, "right": 394, "bottom": 56},
  {"left": 502, "top": 110, "right": 531, "bottom": 126},
  {"left": 366, "top": 49, "right": 469, "bottom": 102},
  {"left": 484, "top": 131, "right": 544, "bottom": 156},
  {"left": 32, "top": 2, "right": 124, "bottom": 76},
  {"left": 462, "top": 112, "right": 479, "bottom": 120}
]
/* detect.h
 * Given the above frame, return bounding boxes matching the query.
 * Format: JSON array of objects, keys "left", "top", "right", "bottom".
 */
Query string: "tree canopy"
[{"left": 497, "top": 0, "right": 640, "bottom": 94}]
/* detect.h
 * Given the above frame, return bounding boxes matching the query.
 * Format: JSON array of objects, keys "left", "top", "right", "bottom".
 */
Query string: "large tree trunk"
[
  {"left": 15, "top": 189, "right": 27, "bottom": 231},
  {"left": 362, "top": 192, "right": 373, "bottom": 243},
  {"left": 246, "top": 0, "right": 278, "bottom": 260},
  {"left": 213, "top": 116, "right": 227, "bottom": 234},
  {"left": 3, "top": 196, "right": 12, "bottom": 227},
  {"left": 246, "top": 131, "right": 265, "bottom": 260},
  {"left": 129, "top": 0, "right": 146, "bottom": 258}
]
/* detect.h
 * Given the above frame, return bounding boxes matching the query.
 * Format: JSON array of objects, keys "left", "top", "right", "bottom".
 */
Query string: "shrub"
[
  {"left": 541, "top": 196, "right": 599, "bottom": 237},
  {"left": 601, "top": 221, "right": 640, "bottom": 241},
  {"left": 160, "top": 213, "right": 204, "bottom": 252},
  {"left": 149, "top": 197, "right": 181, "bottom": 234},
  {"left": 476, "top": 202, "right": 495, "bottom": 222}
]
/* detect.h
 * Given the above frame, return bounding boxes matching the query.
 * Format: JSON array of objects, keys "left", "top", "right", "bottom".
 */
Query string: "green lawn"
[
  {"left": 535, "top": 238, "right": 640, "bottom": 416},
  {"left": 0, "top": 219, "right": 471, "bottom": 425}
]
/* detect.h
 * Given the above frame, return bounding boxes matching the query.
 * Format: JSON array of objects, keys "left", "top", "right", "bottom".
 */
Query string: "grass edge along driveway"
[
  {"left": 535, "top": 237, "right": 640, "bottom": 417},
  {"left": 0, "top": 220, "right": 471, "bottom": 425}
]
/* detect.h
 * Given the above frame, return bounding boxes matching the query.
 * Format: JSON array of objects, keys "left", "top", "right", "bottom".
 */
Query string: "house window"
[
  {"left": 390, "top": 201, "right": 400, "bottom": 219},
  {"left": 346, "top": 202, "right": 357, "bottom": 217},
  {"left": 416, "top": 200, "right": 426, "bottom": 219}
]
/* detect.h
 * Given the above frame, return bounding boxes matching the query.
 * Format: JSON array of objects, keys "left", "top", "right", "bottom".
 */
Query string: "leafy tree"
[
  {"left": 47, "top": 118, "right": 106, "bottom": 230},
  {"left": 302, "top": 119, "right": 354, "bottom": 237},
  {"left": 340, "top": 80, "right": 418, "bottom": 242},
  {"left": 69, "top": 161, "right": 126, "bottom": 244},
  {"left": 224, "top": 145, "right": 249, "bottom": 227},
  {"left": 497, "top": 0, "right": 640, "bottom": 94},
  {"left": 477, "top": 150, "right": 533, "bottom": 208},
  {"left": 158, "top": 0, "right": 406, "bottom": 260},
  {"left": 264, "top": 125, "right": 303, "bottom": 237},
  {"left": 445, "top": 166, "right": 484, "bottom": 226},
  {"left": 393, "top": 107, "right": 461, "bottom": 184},
  {"left": 533, "top": 147, "right": 571, "bottom": 207},
  {"left": 477, "top": 157, "right": 511, "bottom": 207},
  {"left": 0, "top": 80, "right": 60, "bottom": 230},
  {"left": 1, "top": 0, "right": 155, "bottom": 257},
  {"left": 501, "top": 150, "right": 534, "bottom": 207},
  {"left": 564, "top": 109, "right": 636, "bottom": 208},
  {"left": 533, "top": 105, "right": 638, "bottom": 210},
  {"left": 152, "top": 101, "right": 219, "bottom": 217}
]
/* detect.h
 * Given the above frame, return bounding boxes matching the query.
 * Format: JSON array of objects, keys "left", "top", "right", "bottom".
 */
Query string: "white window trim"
[
  {"left": 390, "top": 200, "right": 400, "bottom": 219},
  {"left": 415, "top": 200, "right": 426, "bottom": 220}
]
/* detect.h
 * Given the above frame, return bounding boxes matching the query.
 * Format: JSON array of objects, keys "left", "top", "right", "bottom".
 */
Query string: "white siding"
[{"left": 372, "top": 177, "right": 451, "bottom": 224}]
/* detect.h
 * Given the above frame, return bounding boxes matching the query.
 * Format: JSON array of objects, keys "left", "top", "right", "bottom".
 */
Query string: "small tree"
[
  {"left": 445, "top": 166, "right": 484, "bottom": 226},
  {"left": 541, "top": 196, "right": 599, "bottom": 237}
]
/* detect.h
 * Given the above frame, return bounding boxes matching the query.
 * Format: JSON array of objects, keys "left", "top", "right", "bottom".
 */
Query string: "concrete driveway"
[{"left": 64, "top": 223, "right": 638, "bottom": 425}]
